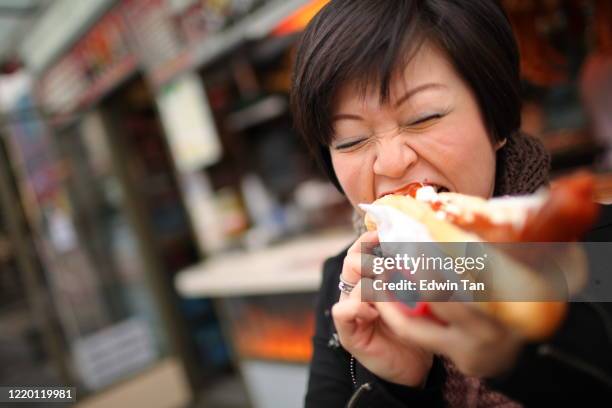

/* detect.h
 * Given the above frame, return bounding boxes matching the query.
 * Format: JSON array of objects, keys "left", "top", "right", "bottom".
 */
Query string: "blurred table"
[
  {"left": 176, "top": 228, "right": 354, "bottom": 297},
  {"left": 174, "top": 228, "right": 354, "bottom": 408}
]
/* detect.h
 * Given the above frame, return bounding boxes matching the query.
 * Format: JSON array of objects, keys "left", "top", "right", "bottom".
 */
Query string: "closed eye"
[
  {"left": 333, "top": 138, "right": 367, "bottom": 151},
  {"left": 406, "top": 113, "right": 444, "bottom": 127}
]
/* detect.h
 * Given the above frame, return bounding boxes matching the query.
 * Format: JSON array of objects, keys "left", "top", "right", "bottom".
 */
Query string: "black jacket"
[{"left": 304, "top": 205, "right": 612, "bottom": 407}]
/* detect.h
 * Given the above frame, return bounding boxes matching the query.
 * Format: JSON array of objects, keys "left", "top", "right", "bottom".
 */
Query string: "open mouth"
[
  {"left": 379, "top": 182, "right": 450, "bottom": 199},
  {"left": 430, "top": 184, "right": 450, "bottom": 193}
]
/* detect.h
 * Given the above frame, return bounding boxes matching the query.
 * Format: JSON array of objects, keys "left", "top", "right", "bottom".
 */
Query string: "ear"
[{"left": 494, "top": 138, "right": 507, "bottom": 151}]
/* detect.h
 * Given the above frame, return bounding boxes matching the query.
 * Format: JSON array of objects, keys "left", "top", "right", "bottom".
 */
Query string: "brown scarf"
[
  {"left": 442, "top": 132, "right": 550, "bottom": 408},
  {"left": 493, "top": 131, "right": 551, "bottom": 197},
  {"left": 351, "top": 132, "right": 551, "bottom": 407}
]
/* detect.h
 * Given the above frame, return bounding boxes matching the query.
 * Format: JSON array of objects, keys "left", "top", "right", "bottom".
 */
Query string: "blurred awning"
[{"left": 272, "top": 0, "right": 329, "bottom": 36}]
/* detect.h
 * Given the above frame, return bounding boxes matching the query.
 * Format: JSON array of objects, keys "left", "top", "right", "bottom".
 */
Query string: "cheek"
[
  {"left": 331, "top": 152, "right": 373, "bottom": 205},
  {"left": 421, "top": 121, "right": 496, "bottom": 197},
  {"left": 451, "top": 97, "right": 498, "bottom": 196},
  {"left": 447, "top": 129, "right": 496, "bottom": 196}
]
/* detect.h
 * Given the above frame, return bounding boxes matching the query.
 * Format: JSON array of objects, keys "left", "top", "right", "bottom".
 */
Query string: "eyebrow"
[
  {"left": 393, "top": 83, "right": 446, "bottom": 108},
  {"left": 331, "top": 113, "right": 364, "bottom": 122},
  {"left": 331, "top": 82, "right": 446, "bottom": 122}
]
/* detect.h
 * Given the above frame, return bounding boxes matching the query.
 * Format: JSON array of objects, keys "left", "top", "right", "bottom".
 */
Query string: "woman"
[{"left": 290, "top": 1, "right": 612, "bottom": 407}]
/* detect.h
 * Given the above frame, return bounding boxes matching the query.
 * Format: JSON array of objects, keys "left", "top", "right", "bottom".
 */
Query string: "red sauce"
[
  {"left": 450, "top": 213, "right": 521, "bottom": 242},
  {"left": 430, "top": 201, "right": 443, "bottom": 212},
  {"left": 398, "top": 184, "right": 521, "bottom": 241},
  {"left": 401, "top": 173, "right": 599, "bottom": 243},
  {"left": 431, "top": 204, "right": 520, "bottom": 242},
  {"left": 396, "top": 182, "right": 425, "bottom": 198}
]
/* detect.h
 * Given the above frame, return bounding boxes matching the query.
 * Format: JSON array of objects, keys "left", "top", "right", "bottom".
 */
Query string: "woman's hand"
[
  {"left": 332, "top": 231, "right": 433, "bottom": 387},
  {"left": 376, "top": 300, "right": 525, "bottom": 378}
]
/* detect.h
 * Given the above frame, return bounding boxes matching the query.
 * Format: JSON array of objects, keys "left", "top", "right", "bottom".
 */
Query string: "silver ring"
[{"left": 338, "top": 277, "right": 356, "bottom": 295}]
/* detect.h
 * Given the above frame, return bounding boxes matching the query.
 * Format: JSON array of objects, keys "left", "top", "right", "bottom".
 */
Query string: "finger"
[
  {"left": 344, "top": 277, "right": 381, "bottom": 303},
  {"left": 339, "top": 271, "right": 373, "bottom": 303},
  {"left": 339, "top": 232, "right": 380, "bottom": 302},
  {"left": 347, "top": 230, "right": 379, "bottom": 255},
  {"left": 332, "top": 301, "right": 380, "bottom": 350},
  {"left": 339, "top": 254, "right": 360, "bottom": 302},
  {"left": 376, "top": 301, "right": 450, "bottom": 353},
  {"left": 341, "top": 252, "right": 378, "bottom": 286}
]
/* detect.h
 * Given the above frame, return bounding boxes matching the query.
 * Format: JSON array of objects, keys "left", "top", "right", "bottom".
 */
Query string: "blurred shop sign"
[
  {"left": 34, "top": 0, "right": 310, "bottom": 100},
  {"left": 126, "top": 0, "right": 264, "bottom": 87},
  {"left": 72, "top": 318, "right": 158, "bottom": 391},
  {"left": 123, "top": 0, "right": 185, "bottom": 80},
  {"left": 19, "top": 0, "right": 116, "bottom": 74},
  {"left": 156, "top": 73, "right": 222, "bottom": 172},
  {"left": 38, "top": 1, "right": 137, "bottom": 120},
  {"left": 137, "top": 0, "right": 308, "bottom": 87},
  {"left": 174, "top": 0, "right": 260, "bottom": 44},
  {"left": 37, "top": 56, "right": 86, "bottom": 117}
]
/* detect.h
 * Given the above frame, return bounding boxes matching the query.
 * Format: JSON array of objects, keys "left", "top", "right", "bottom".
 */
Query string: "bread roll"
[{"left": 364, "top": 174, "right": 598, "bottom": 340}]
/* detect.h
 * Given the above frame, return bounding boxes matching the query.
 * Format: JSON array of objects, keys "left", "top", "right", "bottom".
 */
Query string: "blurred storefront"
[
  {"left": 3, "top": 0, "right": 347, "bottom": 407},
  {"left": 147, "top": 1, "right": 353, "bottom": 406},
  {"left": 135, "top": 1, "right": 349, "bottom": 407},
  {"left": 1, "top": 0, "right": 611, "bottom": 407},
  {"left": 2, "top": 54, "right": 195, "bottom": 408},
  {"left": 2, "top": 0, "right": 253, "bottom": 406}
]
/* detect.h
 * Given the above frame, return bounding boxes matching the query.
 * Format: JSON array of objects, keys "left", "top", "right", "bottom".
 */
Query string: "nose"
[{"left": 372, "top": 131, "right": 417, "bottom": 178}]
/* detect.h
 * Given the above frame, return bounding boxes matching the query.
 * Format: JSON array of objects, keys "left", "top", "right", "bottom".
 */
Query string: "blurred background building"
[{"left": 0, "top": 0, "right": 610, "bottom": 407}]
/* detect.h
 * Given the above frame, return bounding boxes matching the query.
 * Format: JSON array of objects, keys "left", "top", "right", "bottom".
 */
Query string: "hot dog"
[{"left": 363, "top": 172, "right": 599, "bottom": 339}]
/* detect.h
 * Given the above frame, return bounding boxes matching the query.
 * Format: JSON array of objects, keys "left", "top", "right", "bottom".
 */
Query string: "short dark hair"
[{"left": 290, "top": 0, "right": 521, "bottom": 191}]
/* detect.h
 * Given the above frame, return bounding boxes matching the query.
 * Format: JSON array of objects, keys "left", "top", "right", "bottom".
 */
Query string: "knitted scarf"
[
  {"left": 351, "top": 132, "right": 551, "bottom": 407},
  {"left": 442, "top": 133, "right": 550, "bottom": 407}
]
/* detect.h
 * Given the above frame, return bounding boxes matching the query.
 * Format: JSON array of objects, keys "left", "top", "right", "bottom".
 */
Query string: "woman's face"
[{"left": 330, "top": 43, "right": 503, "bottom": 212}]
